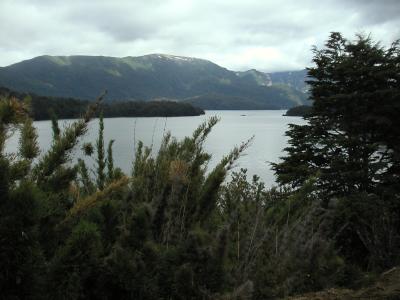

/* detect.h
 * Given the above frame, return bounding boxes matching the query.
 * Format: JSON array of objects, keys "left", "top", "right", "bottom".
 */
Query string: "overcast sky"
[{"left": 1, "top": 0, "right": 399, "bottom": 72}]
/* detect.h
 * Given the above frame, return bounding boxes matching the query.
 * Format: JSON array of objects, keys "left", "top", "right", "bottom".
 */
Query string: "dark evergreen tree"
[{"left": 273, "top": 32, "right": 400, "bottom": 270}]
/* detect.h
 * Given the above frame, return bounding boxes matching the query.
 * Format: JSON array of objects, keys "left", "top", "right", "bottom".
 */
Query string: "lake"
[{"left": 6, "top": 110, "right": 306, "bottom": 187}]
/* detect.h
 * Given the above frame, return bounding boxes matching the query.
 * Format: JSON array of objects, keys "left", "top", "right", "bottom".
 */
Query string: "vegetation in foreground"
[
  {"left": 0, "top": 87, "right": 205, "bottom": 120},
  {"left": 0, "top": 32, "right": 399, "bottom": 299},
  {"left": 288, "top": 266, "right": 400, "bottom": 300}
]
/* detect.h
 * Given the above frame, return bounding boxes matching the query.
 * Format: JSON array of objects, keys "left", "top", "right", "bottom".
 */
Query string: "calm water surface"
[{"left": 6, "top": 110, "right": 305, "bottom": 186}]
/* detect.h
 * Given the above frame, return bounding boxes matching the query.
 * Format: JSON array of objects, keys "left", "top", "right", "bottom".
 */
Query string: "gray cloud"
[{"left": 0, "top": 0, "right": 399, "bottom": 71}]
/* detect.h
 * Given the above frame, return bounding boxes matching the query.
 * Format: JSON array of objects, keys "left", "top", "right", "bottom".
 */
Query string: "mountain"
[
  {"left": 236, "top": 69, "right": 272, "bottom": 86},
  {"left": 183, "top": 83, "right": 307, "bottom": 110},
  {"left": 269, "top": 69, "right": 308, "bottom": 93},
  {"left": 184, "top": 93, "right": 267, "bottom": 110},
  {"left": 0, "top": 54, "right": 309, "bottom": 109},
  {"left": 237, "top": 69, "right": 308, "bottom": 93}
]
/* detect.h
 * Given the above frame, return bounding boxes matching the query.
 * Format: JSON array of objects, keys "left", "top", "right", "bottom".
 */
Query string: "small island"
[
  {"left": 284, "top": 104, "right": 312, "bottom": 117},
  {"left": 0, "top": 87, "right": 205, "bottom": 120}
]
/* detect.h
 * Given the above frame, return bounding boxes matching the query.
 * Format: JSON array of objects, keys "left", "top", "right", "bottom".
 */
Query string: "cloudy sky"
[{"left": 1, "top": 0, "right": 399, "bottom": 72}]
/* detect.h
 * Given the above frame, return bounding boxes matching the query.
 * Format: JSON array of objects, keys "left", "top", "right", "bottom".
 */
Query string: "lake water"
[{"left": 6, "top": 110, "right": 305, "bottom": 187}]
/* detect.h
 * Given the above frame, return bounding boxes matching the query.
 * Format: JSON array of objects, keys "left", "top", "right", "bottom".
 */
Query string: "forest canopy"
[
  {"left": 283, "top": 105, "right": 312, "bottom": 117},
  {"left": 0, "top": 87, "right": 205, "bottom": 120}
]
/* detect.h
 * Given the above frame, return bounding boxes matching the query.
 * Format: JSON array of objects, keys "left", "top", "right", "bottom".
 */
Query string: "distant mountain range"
[{"left": 0, "top": 54, "right": 310, "bottom": 109}]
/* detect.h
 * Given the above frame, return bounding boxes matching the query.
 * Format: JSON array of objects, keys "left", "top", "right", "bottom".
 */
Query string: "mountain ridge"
[{"left": 0, "top": 54, "right": 309, "bottom": 109}]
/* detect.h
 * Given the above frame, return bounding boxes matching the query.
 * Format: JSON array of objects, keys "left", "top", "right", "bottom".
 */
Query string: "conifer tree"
[{"left": 273, "top": 32, "right": 400, "bottom": 269}]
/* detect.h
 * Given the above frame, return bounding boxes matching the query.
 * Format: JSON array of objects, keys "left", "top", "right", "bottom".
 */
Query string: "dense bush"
[{"left": 0, "top": 93, "right": 273, "bottom": 299}]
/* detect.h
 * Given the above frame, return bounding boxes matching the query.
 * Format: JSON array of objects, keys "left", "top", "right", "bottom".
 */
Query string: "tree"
[
  {"left": 273, "top": 32, "right": 400, "bottom": 269},
  {"left": 274, "top": 32, "right": 400, "bottom": 195}
]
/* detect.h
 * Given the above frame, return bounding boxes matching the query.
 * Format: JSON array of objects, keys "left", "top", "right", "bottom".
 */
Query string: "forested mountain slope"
[{"left": 0, "top": 54, "right": 308, "bottom": 109}]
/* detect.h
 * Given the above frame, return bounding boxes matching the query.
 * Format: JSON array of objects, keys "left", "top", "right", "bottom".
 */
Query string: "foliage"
[
  {"left": 0, "top": 95, "right": 271, "bottom": 299},
  {"left": 284, "top": 105, "right": 312, "bottom": 117},
  {"left": 96, "top": 112, "right": 106, "bottom": 190},
  {"left": 1, "top": 32, "right": 399, "bottom": 300},
  {"left": 273, "top": 32, "right": 400, "bottom": 272},
  {"left": 0, "top": 87, "right": 205, "bottom": 120}
]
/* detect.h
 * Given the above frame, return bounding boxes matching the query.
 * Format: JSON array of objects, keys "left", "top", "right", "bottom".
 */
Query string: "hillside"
[
  {"left": 0, "top": 87, "right": 204, "bottom": 120},
  {"left": 184, "top": 93, "right": 266, "bottom": 110},
  {"left": 183, "top": 83, "right": 309, "bottom": 110},
  {"left": 236, "top": 69, "right": 308, "bottom": 93},
  {"left": 270, "top": 69, "right": 308, "bottom": 93},
  {"left": 0, "top": 54, "right": 308, "bottom": 109}
]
